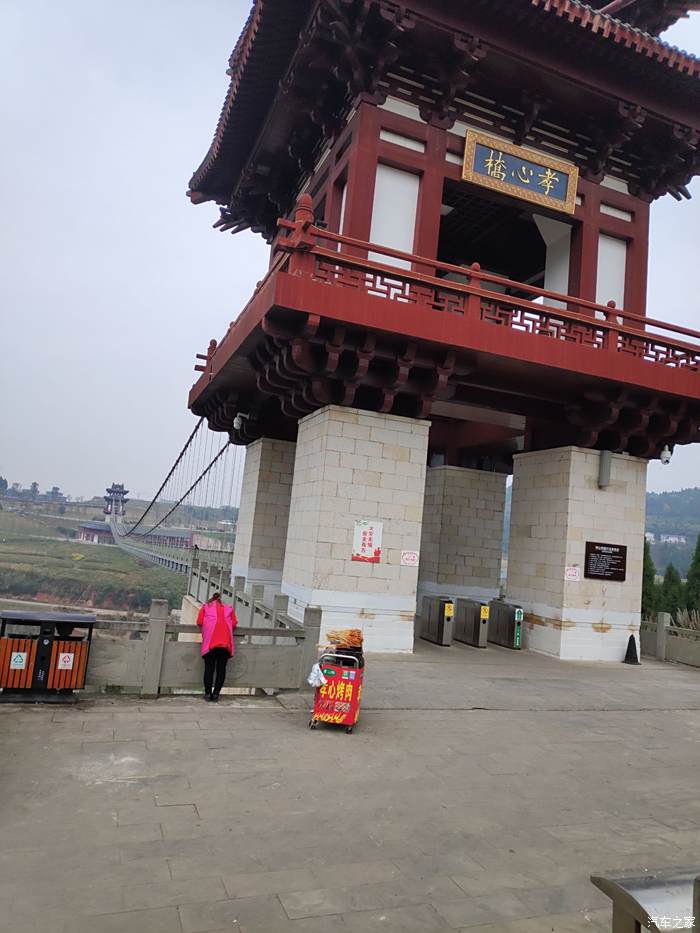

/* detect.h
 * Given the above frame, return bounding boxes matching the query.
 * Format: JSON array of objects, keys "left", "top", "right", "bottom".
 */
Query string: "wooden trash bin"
[{"left": 0, "top": 611, "right": 95, "bottom": 698}]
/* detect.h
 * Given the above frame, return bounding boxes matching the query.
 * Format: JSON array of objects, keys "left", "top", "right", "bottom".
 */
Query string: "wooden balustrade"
[{"left": 275, "top": 222, "right": 700, "bottom": 373}]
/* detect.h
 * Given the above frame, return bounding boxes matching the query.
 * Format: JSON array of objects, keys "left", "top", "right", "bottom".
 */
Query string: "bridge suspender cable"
[
  {"left": 129, "top": 440, "right": 231, "bottom": 540},
  {"left": 125, "top": 417, "right": 204, "bottom": 537}
]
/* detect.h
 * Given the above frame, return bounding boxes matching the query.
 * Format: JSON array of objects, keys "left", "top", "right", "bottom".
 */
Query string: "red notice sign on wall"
[{"left": 352, "top": 520, "right": 383, "bottom": 563}]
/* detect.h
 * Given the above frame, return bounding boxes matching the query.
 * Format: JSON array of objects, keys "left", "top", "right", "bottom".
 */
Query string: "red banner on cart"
[{"left": 313, "top": 663, "right": 363, "bottom": 726}]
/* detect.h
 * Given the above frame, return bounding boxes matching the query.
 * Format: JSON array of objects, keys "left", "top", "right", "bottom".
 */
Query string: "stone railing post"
[
  {"left": 233, "top": 577, "right": 246, "bottom": 621},
  {"left": 299, "top": 606, "right": 322, "bottom": 692},
  {"left": 251, "top": 584, "right": 265, "bottom": 626},
  {"left": 656, "top": 612, "right": 670, "bottom": 661},
  {"left": 141, "top": 599, "right": 169, "bottom": 697},
  {"left": 186, "top": 557, "right": 194, "bottom": 597},
  {"left": 272, "top": 594, "right": 289, "bottom": 625}
]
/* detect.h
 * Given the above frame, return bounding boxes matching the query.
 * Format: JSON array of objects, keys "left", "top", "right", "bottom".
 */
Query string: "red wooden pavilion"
[{"left": 183, "top": 0, "right": 700, "bottom": 659}]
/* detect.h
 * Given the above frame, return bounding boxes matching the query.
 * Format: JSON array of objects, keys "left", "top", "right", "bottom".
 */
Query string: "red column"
[
  {"left": 569, "top": 179, "right": 600, "bottom": 309},
  {"left": 413, "top": 124, "right": 446, "bottom": 263},
  {"left": 623, "top": 200, "right": 649, "bottom": 318},
  {"left": 341, "top": 104, "right": 380, "bottom": 242}
]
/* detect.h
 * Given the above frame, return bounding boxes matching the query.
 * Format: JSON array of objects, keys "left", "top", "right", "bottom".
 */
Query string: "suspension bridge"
[{"left": 107, "top": 418, "right": 245, "bottom": 577}]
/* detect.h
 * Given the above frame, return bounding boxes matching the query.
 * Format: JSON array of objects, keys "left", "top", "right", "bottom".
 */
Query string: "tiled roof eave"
[
  {"left": 530, "top": 0, "right": 700, "bottom": 77},
  {"left": 188, "top": 1, "right": 264, "bottom": 198},
  {"left": 188, "top": 0, "right": 700, "bottom": 206}
]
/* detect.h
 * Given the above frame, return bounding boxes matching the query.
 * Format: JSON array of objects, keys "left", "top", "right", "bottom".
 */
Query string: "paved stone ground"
[{"left": 2, "top": 642, "right": 700, "bottom": 933}]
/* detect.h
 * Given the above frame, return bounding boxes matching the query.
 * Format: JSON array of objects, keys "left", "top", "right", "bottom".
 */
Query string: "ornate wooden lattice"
[{"left": 309, "top": 244, "right": 700, "bottom": 372}]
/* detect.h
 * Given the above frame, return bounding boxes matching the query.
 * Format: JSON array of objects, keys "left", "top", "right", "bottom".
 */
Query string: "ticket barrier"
[
  {"left": 453, "top": 599, "right": 490, "bottom": 648},
  {"left": 487, "top": 600, "right": 524, "bottom": 649},
  {"left": 0, "top": 611, "right": 95, "bottom": 697},
  {"left": 419, "top": 597, "right": 454, "bottom": 646}
]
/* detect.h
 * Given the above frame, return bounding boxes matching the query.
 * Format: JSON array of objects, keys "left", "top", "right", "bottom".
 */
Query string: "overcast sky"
[{"left": 1, "top": 2, "right": 698, "bottom": 499}]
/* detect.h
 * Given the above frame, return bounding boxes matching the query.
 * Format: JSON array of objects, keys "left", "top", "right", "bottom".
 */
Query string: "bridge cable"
[
  {"left": 131, "top": 440, "right": 230, "bottom": 540},
  {"left": 124, "top": 417, "right": 204, "bottom": 537}
]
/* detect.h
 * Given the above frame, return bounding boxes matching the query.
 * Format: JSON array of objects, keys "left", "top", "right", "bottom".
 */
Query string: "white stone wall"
[
  {"left": 418, "top": 466, "right": 506, "bottom": 608},
  {"left": 506, "top": 447, "right": 647, "bottom": 660},
  {"left": 231, "top": 438, "right": 295, "bottom": 603},
  {"left": 281, "top": 406, "right": 430, "bottom": 652}
]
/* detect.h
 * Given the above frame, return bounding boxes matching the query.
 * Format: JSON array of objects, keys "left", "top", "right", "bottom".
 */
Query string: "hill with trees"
[{"left": 646, "top": 487, "right": 700, "bottom": 578}]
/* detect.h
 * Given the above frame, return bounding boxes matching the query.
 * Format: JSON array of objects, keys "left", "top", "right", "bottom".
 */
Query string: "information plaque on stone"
[{"left": 584, "top": 541, "right": 627, "bottom": 582}]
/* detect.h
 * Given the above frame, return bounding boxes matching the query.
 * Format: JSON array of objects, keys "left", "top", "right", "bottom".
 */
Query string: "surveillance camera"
[
  {"left": 233, "top": 412, "right": 249, "bottom": 431},
  {"left": 660, "top": 444, "right": 672, "bottom": 466}
]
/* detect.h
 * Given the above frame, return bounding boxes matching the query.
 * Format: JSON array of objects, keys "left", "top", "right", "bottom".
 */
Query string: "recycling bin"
[
  {"left": 419, "top": 596, "right": 454, "bottom": 646},
  {"left": 487, "top": 600, "right": 524, "bottom": 649},
  {"left": 453, "top": 599, "right": 490, "bottom": 648},
  {"left": 0, "top": 611, "right": 96, "bottom": 695}
]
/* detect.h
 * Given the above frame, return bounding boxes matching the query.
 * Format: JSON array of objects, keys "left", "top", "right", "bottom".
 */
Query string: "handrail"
[
  {"left": 188, "top": 559, "right": 302, "bottom": 632},
  {"left": 198, "top": 248, "right": 291, "bottom": 377},
  {"left": 166, "top": 623, "right": 304, "bottom": 639},
  {"left": 278, "top": 217, "right": 700, "bottom": 348},
  {"left": 93, "top": 618, "right": 305, "bottom": 639},
  {"left": 669, "top": 625, "right": 700, "bottom": 638},
  {"left": 193, "top": 196, "right": 700, "bottom": 405},
  {"left": 304, "top": 242, "right": 700, "bottom": 358},
  {"left": 277, "top": 211, "right": 700, "bottom": 350}
]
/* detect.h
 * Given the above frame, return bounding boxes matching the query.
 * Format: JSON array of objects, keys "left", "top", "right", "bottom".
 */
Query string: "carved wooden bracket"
[
  {"left": 583, "top": 101, "right": 646, "bottom": 182},
  {"left": 417, "top": 34, "right": 486, "bottom": 129}
]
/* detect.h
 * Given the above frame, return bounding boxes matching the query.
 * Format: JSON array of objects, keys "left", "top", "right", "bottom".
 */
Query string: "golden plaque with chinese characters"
[{"left": 462, "top": 130, "right": 579, "bottom": 215}]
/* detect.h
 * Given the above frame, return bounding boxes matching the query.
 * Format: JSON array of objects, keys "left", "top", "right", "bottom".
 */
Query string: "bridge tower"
[
  {"left": 186, "top": 0, "right": 700, "bottom": 659},
  {"left": 104, "top": 483, "right": 129, "bottom": 519}
]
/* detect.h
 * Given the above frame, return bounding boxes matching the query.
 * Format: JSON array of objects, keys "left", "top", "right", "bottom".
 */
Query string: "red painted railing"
[
  {"left": 194, "top": 197, "right": 700, "bottom": 394},
  {"left": 275, "top": 203, "right": 700, "bottom": 375}
]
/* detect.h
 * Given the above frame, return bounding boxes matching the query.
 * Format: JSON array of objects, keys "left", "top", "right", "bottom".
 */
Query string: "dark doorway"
[{"left": 437, "top": 180, "right": 547, "bottom": 289}]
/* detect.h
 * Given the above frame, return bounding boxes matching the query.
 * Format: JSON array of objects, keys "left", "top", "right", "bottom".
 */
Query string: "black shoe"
[
  {"left": 204, "top": 693, "right": 212, "bottom": 702},
  {"left": 210, "top": 694, "right": 219, "bottom": 703}
]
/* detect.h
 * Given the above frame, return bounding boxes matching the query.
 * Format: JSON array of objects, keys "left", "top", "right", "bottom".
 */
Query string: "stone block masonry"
[
  {"left": 506, "top": 446, "right": 647, "bottom": 660},
  {"left": 281, "top": 406, "right": 430, "bottom": 652},
  {"left": 418, "top": 465, "right": 507, "bottom": 610},
  {"left": 231, "top": 437, "right": 296, "bottom": 604}
]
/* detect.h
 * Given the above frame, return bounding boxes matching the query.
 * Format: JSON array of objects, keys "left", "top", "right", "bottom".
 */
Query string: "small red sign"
[{"left": 351, "top": 520, "right": 383, "bottom": 563}]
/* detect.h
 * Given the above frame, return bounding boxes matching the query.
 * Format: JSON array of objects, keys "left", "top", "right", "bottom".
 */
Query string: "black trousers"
[{"left": 203, "top": 648, "right": 230, "bottom": 696}]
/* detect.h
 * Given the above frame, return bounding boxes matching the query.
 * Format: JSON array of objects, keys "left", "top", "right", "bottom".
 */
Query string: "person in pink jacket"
[{"left": 196, "top": 593, "right": 238, "bottom": 702}]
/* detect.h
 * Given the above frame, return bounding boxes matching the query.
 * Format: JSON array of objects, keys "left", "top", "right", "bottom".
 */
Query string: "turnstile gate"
[
  {"left": 453, "top": 599, "right": 490, "bottom": 648},
  {"left": 487, "top": 600, "right": 524, "bottom": 649},
  {"left": 419, "top": 596, "right": 454, "bottom": 646}
]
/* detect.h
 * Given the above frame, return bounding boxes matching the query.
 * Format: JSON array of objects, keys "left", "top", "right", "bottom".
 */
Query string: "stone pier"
[
  {"left": 418, "top": 465, "right": 507, "bottom": 611},
  {"left": 231, "top": 437, "right": 295, "bottom": 604},
  {"left": 281, "top": 406, "right": 429, "bottom": 652},
  {"left": 506, "top": 446, "right": 647, "bottom": 660}
]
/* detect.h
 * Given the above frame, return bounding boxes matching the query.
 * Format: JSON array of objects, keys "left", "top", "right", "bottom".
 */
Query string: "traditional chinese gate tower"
[
  {"left": 187, "top": 0, "right": 700, "bottom": 659},
  {"left": 103, "top": 483, "right": 129, "bottom": 518}
]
